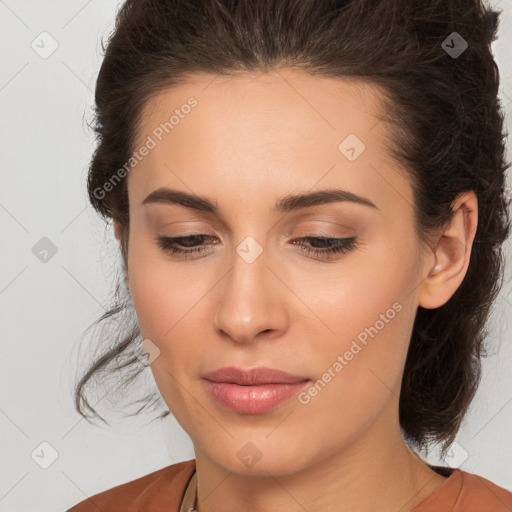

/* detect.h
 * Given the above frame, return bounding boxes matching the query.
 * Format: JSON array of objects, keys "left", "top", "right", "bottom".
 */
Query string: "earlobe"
[
  {"left": 113, "top": 219, "right": 129, "bottom": 270},
  {"left": 113, "top": 219, "right": 122, "bottom": 240},
  {"left": 418, "top": 191, "right": 478, "bottom": 310}
]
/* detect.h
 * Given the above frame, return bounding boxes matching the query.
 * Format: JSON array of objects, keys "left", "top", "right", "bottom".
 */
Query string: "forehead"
[
  {"left": 134, "top": 69, "right": 387, "bottom": 148},
  {"left": 128, "top": 69, "right": 413, "bottom": 216}
]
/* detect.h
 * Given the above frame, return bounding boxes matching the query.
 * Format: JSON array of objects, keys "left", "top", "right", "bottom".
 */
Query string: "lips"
[
  {"left": 201, "top": 366, "right": 311, "bottom": 413},
  {"left": 201, "top": 366, "right": 309, "bottom": 385}
]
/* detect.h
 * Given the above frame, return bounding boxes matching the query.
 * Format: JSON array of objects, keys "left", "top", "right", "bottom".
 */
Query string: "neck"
[{"left": 192, "top": 404, "right": 447, "bottom": 512}]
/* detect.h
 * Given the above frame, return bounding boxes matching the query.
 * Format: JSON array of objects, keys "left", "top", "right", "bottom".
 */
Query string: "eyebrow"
[{"left": 142, "top": 187, "right": 379, "bottom": 213}]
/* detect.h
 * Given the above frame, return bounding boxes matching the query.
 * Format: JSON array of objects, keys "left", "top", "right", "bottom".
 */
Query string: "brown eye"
[
  {"left": 156, "top": 234, "right": 216, "bottom": 258},
  {"left": 155, "top": 234, "right": 359, "bottom": 260},
  {"left": 292, "top": 236, "right": 359, "bottom": 259}
]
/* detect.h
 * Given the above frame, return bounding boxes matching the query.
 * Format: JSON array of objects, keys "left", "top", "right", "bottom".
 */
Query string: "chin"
[{"left": 203, "top": 438, "right": 315, "bottom": 478}]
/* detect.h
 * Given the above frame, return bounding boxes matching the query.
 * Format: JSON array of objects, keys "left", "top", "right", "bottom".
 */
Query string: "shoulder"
[
  {"left": 66, "top": 458, "right": 196, "bottom": 512},
  {"left": 416, "top": 467, "right": 512, "bottom": 512},
  {"left": 455, "top": 470, "right": 512, "bottom": 511}
]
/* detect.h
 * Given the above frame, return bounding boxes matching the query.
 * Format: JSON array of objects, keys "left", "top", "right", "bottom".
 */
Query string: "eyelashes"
[
  {"left": 156, "top": 234, "right": 215, "bottom": 257},
  {"left": 155, "top": 234, "right": 359, "bottom": 260},
  {"left": 293, "top": 236, "right": 359, "bottom": 258}
]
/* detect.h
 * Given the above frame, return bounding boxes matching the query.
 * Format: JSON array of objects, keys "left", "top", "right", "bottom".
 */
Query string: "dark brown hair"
[{"left": 75, "top": 0, "right": 510, "bottom": 458}]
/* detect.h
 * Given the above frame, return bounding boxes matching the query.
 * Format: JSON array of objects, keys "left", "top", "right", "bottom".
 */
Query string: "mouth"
[
  {"left": 201, "top": 366, "right": 311, "bottom": 414},
  {"left": 202, "top": 366, "right": 309, "bottom": 385}
]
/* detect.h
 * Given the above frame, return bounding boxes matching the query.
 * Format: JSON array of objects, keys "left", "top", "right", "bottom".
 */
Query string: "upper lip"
[{"left": 202, "top": 366, "right": 309, "bottom": 385}]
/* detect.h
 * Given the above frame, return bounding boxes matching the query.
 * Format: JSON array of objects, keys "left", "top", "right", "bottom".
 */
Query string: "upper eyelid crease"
[{"left": 141, "top": 187, "right": 380, "bottom": 214}]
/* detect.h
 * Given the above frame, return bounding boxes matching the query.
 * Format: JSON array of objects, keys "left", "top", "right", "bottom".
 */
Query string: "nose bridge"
[{"left": 213, "top": 234, "right": 282, "bottom": 342}]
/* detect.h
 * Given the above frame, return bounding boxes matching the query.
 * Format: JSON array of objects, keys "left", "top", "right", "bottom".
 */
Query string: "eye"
[
  {"left": 292, "top": 236, "right": 359, "bottom": 259},
  {"left": 155, "top": 235, "right": 359, "bottom": 260},
  {"left": 156, "top": 234, "right": 216, "bottom": 258}
]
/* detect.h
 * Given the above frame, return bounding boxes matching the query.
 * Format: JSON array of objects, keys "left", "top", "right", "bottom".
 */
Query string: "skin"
[{"left": 114, "top": 69, "right": 478, "bottom": 512}]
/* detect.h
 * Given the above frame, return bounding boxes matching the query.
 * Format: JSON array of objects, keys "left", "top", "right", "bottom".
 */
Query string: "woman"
[{"left": 67, "top": 0, "right": 512, "bottom": 510}]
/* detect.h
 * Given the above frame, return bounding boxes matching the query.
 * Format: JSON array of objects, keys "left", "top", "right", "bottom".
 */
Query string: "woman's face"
[{"left": 124, "top": 69, "right": 434, "bottom": 475}]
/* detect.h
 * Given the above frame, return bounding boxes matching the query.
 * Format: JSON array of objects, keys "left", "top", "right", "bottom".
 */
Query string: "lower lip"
[{"left": 202, "top": 379, "right": 311, "bottom": 414}]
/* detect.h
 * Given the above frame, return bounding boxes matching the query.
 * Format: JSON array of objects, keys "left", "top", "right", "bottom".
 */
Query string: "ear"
[
  {"left": 113, "top": 219, "right": 123, "bottom": 240},
  {"left": 417, "top": 191, "right": 478, "bottom": 309}
]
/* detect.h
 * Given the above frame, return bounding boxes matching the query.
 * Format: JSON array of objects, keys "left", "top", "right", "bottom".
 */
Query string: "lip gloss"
[{"left": 202, "top": 380, "right": 311, "bottom": 413}]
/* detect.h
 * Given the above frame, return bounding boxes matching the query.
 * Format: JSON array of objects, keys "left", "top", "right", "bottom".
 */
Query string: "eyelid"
[
  {"left": 156, "top": 217, "right": 356, "bottom": 241},
  {"left": 293, "top": 229, "right": 353, "bottom": 239},
  {"left": 157, "top": 222, "right": 218, "bottom": 236},
  {"left": 288, "top": 217, "right": 355, "bottom": 233},
  {"left": 290, "top": 226, "right": 355, "bottom": 240}
]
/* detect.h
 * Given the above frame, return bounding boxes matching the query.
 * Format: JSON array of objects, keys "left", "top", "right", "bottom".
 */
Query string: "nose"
[{"left": 212, "top": 239, "right": 289, "bottom": 345}]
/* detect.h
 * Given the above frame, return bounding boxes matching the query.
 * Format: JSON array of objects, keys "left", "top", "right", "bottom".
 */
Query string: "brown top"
[{"left": 66, "top": 458, "right": 512, "bottom": 512}]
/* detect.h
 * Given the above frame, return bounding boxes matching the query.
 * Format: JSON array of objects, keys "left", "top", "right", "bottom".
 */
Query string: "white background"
[{"left": 0, "top": 1, "right": 511, "bottom": 510}]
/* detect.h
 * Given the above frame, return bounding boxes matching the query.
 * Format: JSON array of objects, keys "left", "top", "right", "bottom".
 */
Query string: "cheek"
[
  {"left": 127, "top": 239, "right": 210, "bottom": 372},
  {"left": 292, "top": 240, "right": 412, "bottom": 345},
  {"left": 126, "top": 248, "right": 205, "bottom": 416},
  {"left": 128, "top": 260, "right": 169, "bottom": 339},
  {"left": 296, "top": 244, "right": 417, "bottom": 402},
  {"left": 294, "top": 294, "right": 412, "bottom": 449},
  {"left": 127, "top": 240, "right": 183, "bottom": 347}
]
